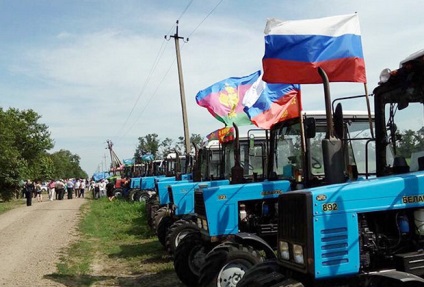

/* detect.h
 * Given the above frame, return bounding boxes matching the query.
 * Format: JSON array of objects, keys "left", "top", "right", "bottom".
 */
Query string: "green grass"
[
  {"left": 48, "top": 197, "right": 181, "bottom": 287},
  {"left": 0, "top": 198, "right": 26, "bottom": 214}
]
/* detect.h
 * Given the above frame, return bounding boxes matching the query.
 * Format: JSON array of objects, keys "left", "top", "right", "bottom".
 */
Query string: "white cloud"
[{"left": 1, "top": 0, "right": 424, "bottom": 174}]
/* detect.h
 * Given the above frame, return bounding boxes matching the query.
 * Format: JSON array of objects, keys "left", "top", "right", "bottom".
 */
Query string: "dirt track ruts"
[{"left": 0, "top": 197, "right": 85, "bottom": 286}]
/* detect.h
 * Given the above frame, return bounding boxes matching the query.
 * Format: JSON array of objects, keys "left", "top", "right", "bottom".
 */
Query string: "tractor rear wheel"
[
  {"left": 152, "top": 206, "right": 168, "bottom": 231},
  {"left": 145, "top": 196, "right": 158, "bottom": 229},
  {"left": 134, "top": 190, "right": 150, "bottom": 202},
  {"left": 174, "top": 231, "right": 212, "bottom": 287},
  {"left": 165, "top": 219, "right": 200, "bottom": 255},
  {"left": 156, "top": 214, "right": 173, "bottom": 247},
  {"left": 199, "top": 241, "right": 264, "bottom": 287}
]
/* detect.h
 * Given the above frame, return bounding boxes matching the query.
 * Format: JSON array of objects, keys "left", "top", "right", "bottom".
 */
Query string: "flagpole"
[{"left": 363, "top": 83, "right": 374, "bottom": 138}]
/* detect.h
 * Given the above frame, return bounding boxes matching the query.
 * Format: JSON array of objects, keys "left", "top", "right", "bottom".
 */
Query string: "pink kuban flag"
[
  {"left": 262, "top": 13, "right": 367, "bottom": 84},
  {"left": 195, "top": 71, "right": 260, "bottom": 126}
]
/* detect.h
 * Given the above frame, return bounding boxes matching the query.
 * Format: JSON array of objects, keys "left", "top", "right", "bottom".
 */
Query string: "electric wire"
[
  {"left": 113, "top": 0, "right": 194, "bottom": 142},
  {"left": 114, "top": 0, "right": 224, "bottom": 149}
]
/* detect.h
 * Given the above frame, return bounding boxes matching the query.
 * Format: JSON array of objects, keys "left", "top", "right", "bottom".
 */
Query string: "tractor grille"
[
  {"left": 194, "top": 191, "right": 206, "bottom": 216},
  {"left": 279, "top": 193, "right": 308, "bottom": 244},
  {"left": 320, "top": 227, "right": 349, "bottom": 266}
]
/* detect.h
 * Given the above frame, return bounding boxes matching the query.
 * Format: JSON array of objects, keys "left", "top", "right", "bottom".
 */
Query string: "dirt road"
[{"left": 0, "top": 197, "right": 85, "bottom": 287}]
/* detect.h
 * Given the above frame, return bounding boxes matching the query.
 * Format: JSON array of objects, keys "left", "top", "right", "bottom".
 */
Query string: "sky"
[{"left": 1, "top": 0, "right": 423, "bottom": 176}]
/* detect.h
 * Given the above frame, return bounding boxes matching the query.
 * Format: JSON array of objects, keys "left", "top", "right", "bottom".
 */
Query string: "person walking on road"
[
  {"left": 66, "top": 179, "right": 74, "bottom": 199},
  {"left": 99, "top": 179, "right": 106, "bottom": 198},
  {"left": 24, "top": 179, "right": 35, "bottom": 206},
  {"left": 74, "top": 179, "right": 81, "bottom": 198},
  {"left": 48, "top": 180, "right": 56, "bottom": 201},
  {"left": 80, "top": 179, "right": 86, "bottom": 198},
  {"left": 94, "top": 181, "right": 100, "bottom": 199},
  {"left": 55, "top": 180, "right": 65, "bottom": 200},
  {"left": 35, "top": 181, "right": 42, "bottom": 202},
  {"left": 106, "top": 179, "right": 115, "bottom": 201}
]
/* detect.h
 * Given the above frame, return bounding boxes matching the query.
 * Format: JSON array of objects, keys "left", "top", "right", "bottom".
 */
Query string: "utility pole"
[
  {"left": 103, "top": 154, "right": 107, "bottom": 172},
  {"left": 165, "top": 20, "right": 191, "bottom": 157}
]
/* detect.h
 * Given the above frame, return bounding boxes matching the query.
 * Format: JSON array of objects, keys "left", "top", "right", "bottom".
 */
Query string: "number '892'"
[{"left": 322, "top": 203, "right": 338, "bottom": 212}]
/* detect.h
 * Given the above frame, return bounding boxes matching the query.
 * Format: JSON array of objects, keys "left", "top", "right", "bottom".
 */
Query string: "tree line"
[
  {"left": 133, "top": 133, "right": 203, "bottom": 163},
  {"left": 0, "top": 108, "right": 87, "bottom": 200}
]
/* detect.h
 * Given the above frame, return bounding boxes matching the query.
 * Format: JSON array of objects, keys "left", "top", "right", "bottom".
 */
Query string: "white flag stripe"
[{"left": 264, "top": 14, "right": 360, "bottom": 37}]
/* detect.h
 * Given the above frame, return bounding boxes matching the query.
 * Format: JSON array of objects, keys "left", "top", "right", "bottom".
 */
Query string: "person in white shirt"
[
  {"left": 74, "top": 179, "right": 81, "bottom": 198},
  {"left": 80, "top": 179, "right": 86, "bottom": 198},
  {"left": 99, "top": 179, "right": 106, "bottom": 197}
]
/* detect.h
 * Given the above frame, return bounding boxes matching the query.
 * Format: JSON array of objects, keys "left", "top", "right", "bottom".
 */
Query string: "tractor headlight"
[
  {"left": 379, "top": 68, "right": 391, "bottom": 84},
  {"left": 279, "top": 241, "right": 290, "bottom": 260},
  {"left": 293, "top": 244, "right": 304, "bottom": 265}
]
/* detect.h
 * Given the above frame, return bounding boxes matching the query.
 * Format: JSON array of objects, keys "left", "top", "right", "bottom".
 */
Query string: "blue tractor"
[
  {"left": 163, "top": 130, "right": 268, "bottom": 255},
  {"left": 238, "top": 51, "right": 424, "bottom": 287},
  {"left": 146, "top": 151, "right": 193, "bottom": 231},
  {"left": 153, "top": 130, "right": 267, "bottom": 250},
  {"left": 173, "top": 104, "right": 375, "bottom": 286}
]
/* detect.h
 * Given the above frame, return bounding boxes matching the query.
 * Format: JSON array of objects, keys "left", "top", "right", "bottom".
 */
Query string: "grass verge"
[
  {"left": 0, "top": 198, "right": 27, "bottom": 214},
  {"left": 49, "top": 198, "right": 183, "bottom": 287}
]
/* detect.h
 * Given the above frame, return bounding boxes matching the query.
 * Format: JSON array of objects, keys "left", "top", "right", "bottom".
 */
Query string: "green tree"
[
  {"left": 0, "top": 108, "right": 54, "bottom": 199},
  {"left": 50, "top": 149, "right": 87, "bottom": 180},
  {"left": 397, "top": 129, "right": 424, "bottom": 158},
  {"left": 134, "top": 133, "right": 160, "bottom": 160},
  {"left": 190, "top": 133, "right": 202, "bottom": 148},
  {"left": 160, "top": 137, "right": 175, "bottom": 158},
  {"left": 0, "top": 108, "right": 87, "bottom": 200},
  {"left": 176, "top": 133, "right": 203, "bottom": 154}
]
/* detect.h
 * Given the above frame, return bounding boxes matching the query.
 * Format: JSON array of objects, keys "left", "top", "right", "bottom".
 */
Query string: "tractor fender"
[
  {"left": 363, "top": 270, "right": 424, "bottom": 285},
  {"left": 233, "top": 232, "right": 276, "bottom": 259}
]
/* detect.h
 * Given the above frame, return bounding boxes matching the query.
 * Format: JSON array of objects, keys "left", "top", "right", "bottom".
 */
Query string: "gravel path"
[{"left": 0, "top": 197, "right": 86, "bottom": 287}]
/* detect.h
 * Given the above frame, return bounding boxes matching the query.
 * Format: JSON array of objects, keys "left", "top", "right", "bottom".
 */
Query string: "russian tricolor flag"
[
  {"left": 262, "top": 14, "right": 367, "bottom": 84},
  {"left": 243, "top": 73, "right": 301, "bottom": 129}
]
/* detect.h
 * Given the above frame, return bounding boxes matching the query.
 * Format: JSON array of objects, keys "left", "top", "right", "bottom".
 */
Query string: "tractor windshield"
[
  {"left": 386, "top": 102, "right": 424, "bottom": 172},
  {"left": 274, "top": 122, "right": 302, "bottom": 179}
]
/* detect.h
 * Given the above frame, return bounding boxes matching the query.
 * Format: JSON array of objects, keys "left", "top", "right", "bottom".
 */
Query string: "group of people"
[
  {"left": 22, "top": 177, "right": 122, "bottom": 206},
  {"left": 92, "top": 179, "right": 116, "bottom": 201},
  {"left": 23, "top": 178, "right": 90, "bottom": 206}
]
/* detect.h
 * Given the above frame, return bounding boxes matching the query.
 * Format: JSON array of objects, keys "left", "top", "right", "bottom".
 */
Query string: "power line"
[
  {"left": 177, "top": 0, "right": 194, "bottom": 21},
  {"left": 187, "top": 0, "right": 224, "bottom": 39},
  {"left": 116, "top": 0, "right": 224, "bottom": 144}
]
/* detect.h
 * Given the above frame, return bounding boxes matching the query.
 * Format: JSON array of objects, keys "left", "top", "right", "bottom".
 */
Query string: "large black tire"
[
  {"left": 129, "top": 189, "right": 139, "bottom": 201},
  {"left": 145, "top": 196, "right": 158, "bottom": 229},
  {"left": 174, "top": 231, "right": 213, "bottom": 287},
  {"left": 237, "top": 259, "right": 289, "bottom": 287},
  {"left": 199, "top": 241, "right": 265, "bottom": 287},
  {"left": 134, "top": 190, "right": 150, "bottom": 202},
  {"left": 165, "top": 219, "right": 200, "bottom": 255},
  {"left": 152, "top": 206, "right": 168, "bottom": 231},
  {"left": 156, "top": 215, "right": 173, "bottom": 247},
  {"left": 113, "top": 188, "right": 123, "bottom": 198}
]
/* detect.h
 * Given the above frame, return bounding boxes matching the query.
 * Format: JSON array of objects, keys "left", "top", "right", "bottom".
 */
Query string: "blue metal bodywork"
[
  {"left": 141, "top": 175, "right": 166, "bottom": 190},
  {"left": 297, "top": 171, "right": 424, "bottom": 279},
  {"left": 170, "top": 179, "right": 230, "bottom": 216},
  {"left": 155, "top": 174, "right": 193, "bottom": 205},
  {"left": 199, "top": 180, "right": 292, "bottom": 237},
  {"left": 130, "top": 177, "right": 142, "bottom": 189}
]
